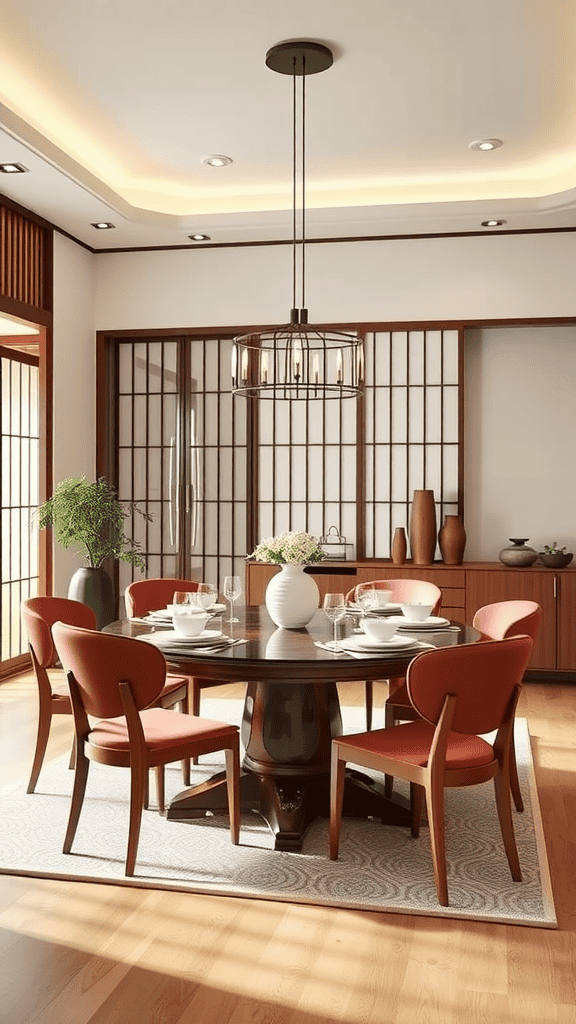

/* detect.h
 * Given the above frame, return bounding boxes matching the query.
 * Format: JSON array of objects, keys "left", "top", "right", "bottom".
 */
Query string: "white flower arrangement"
[{"left": 249, "top": 530, "right": 325, "bottom": 565}]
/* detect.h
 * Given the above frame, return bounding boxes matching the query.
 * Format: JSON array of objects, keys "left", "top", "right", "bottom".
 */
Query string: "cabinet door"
[
  {"left": 465, "top": 570, "right": 556, "bottom": 669},
  {"left": 558, "top": 573, "right": 576, "bottom": 670}
]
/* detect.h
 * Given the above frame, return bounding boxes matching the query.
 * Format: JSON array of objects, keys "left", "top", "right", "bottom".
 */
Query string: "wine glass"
[
  {"left": 323, "top": 592, "right": 346, "bottom": 643},
  {"left": 197, "top": 582, "right": 217, "bottom": 611},
  {"left": 223, "top": 575, "right": 242, "bottom": 623},
  {"left": 356, "top": 583, "right": 377, "bottom": 631}
]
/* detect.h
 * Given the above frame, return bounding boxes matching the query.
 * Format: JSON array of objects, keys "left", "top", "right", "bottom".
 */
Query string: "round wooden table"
[{"left": 107, "top": 607, "right": 480, "bottom": 851}]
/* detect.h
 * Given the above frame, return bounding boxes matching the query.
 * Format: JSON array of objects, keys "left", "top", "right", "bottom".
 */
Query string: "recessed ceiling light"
[
  {"left": 202, "top": 155, "right": 233, "bottom": 168},
  {"left": 469, "top": 139, "right": 503, "bottom": 151},
  {"left": 481, "top": 219, "right": 506, "bottom": 227},
  {"left": 189, "top": 233, "right": 211, "bottom": 241},
  {"left": 91, "top": 221, "right": 115, "bottom": 229},
  {"left": 0, "top": 162, "right": 28, "bottom": 173}
]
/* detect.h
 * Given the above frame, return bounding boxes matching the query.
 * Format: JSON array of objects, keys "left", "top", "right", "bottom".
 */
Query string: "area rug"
[{"left": 0, "top": 701, "right": 556, "bottom": 927}]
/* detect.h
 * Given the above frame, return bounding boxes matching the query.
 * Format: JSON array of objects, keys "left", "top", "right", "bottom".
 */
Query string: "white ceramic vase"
[{"left": 265, "top": 564, "right": 320, "bottom": 629}]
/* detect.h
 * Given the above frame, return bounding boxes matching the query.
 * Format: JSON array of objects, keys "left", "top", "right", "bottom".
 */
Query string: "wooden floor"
[{"left": 1, "top": 670, "right": 575, "bottom": 1024}]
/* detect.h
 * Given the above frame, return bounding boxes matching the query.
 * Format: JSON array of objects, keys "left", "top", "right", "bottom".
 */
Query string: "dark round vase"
[
  {"left": 438, "top": 515, "right": 466, "bottom": 565},
  {"left": 67, "top": 566, "right": 115, "bottom": 628},
  {"left": 409, "top": 490, "right": 437, "bottom": 565},
  {"left": 391, "top": 527, "right": 407, "bottom": 565},
  {"left": 498, "top": 538, "right": 538, "bottom": 567}
]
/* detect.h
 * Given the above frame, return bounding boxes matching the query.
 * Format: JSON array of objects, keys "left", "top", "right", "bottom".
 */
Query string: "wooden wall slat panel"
[{"left": 0, "top": 202, "right": 50, "bottom": 312}]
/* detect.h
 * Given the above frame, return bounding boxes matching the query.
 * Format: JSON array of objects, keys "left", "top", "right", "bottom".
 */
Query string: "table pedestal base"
[{"left": 166, "top": 766, "right": 411, "bottom": 852}]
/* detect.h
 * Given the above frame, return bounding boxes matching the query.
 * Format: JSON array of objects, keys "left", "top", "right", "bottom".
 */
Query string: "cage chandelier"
[{"left": 232, "top": 40, "right": 364, "bottom": 400}]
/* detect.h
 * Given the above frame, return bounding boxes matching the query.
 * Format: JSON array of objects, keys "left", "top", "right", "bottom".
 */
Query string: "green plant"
[
  {"left": 34, "top": 476, "right": 151, "bottom": 570},
  {"left": 542, "top": 542, "right": 567, "bottom": 554}
]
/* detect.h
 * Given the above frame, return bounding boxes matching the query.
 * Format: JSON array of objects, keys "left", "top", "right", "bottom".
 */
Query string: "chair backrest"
[
  {"left": 406, "top": 635, "right": 533, "bottom": 735},
  {"left": 22, "top": 597, "right": 97, "bottom": 669},
  {"left": 346, "top": 578, "right": 442, "bottom": 616},
  {"left": 124, "top": 578, "right": 201, "bottom": 618},
  {"left": 52, "top": 622, "right": 166, "bottom": 719},
  {"left": 472, "top": 600, "right": 542, "bottom": 642}
]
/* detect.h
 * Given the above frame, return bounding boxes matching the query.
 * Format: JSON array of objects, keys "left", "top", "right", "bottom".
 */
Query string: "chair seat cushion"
[
  {"left": 339, "top": 720, "right": 495, "bottom": 769},
  {"left": 89, "top": 708, "right": 238, "bottom": 751}
]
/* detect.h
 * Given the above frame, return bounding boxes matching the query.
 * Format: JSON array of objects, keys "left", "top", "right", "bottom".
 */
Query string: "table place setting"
[
  {"left": 136, "top": 630, "right": 247, "bottom": 655},
  {"left": 314, "top": 636, "right": 434, "bottom": 658}
]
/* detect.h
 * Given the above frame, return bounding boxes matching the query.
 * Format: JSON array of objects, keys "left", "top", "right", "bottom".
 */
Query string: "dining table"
[{"left": 105, "top": 606, "right": 480, "bottom": 852}]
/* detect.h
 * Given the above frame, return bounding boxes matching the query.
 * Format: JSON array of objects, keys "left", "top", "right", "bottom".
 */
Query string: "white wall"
[
  {"left": 52, "top": 233, "right": 96, "bottom": 595},
  {"left": 47, "top": 229, "right": 575, "bottom": 569}
]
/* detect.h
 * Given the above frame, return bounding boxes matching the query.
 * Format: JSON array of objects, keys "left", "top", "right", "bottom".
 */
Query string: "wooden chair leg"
[
  {"left": 156, "top": 765, "right": 165, "bottom": 814},
  {"left": 425, "top": 777, "right": 449, "bottom": 907},
  {"left": 493, "top": 769, "right": 522, "bottom": 882},
  {"left": 384, "top": 773, "right": 394, "bottom": 799},
  {"left": 63, "top": 749, "right": 89, "bottom": 854},
  {"left": 126, "top": 760, "right": 146, "bottom": 876},
  {"left": 364, "top": 681, "right": 373, "bottom": 731},
  {"left": 509, "top": 739, "right": 524, "bottom": 812},
  {"left": 224, "top": 744, "right": 240, "bottom": 844},
  {"left": 27, "top": 705, "right": 53, "bottom": 794},
  {"left": 191, "top": 681, "right": 201, "bottom": 765},
  {"left": 410, "top": 782, "right": 424, "bottom": 838},
  {"left": 329, "top": 748, "right": 347, "bottom": 860}
]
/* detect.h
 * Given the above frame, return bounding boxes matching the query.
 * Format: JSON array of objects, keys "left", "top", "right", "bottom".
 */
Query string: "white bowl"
[
  {"left": 363, "top": 617, "right": 399, "bottom": 642},
  {"left": 172, "top": 611, "right": 210, "bottom": 636},
  {"left": 400, "top": 603, "right": 433, "bottom": 622}
]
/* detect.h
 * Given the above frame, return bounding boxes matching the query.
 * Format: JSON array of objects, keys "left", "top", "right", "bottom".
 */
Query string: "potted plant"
[
  {"left": 538, "top": 542, "right": 573, "bottom": 568},
  {"left": 248, "top": 530, "right": 325, "bottom": 628},
  {"left": 35, "top": 476, "right": 151, "bottom": 627}
]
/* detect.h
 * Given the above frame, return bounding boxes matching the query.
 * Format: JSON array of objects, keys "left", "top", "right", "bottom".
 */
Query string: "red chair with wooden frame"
[
  {"left": 345, "top": 579, "right": 442, "bottom": 730},
  {"left": 385, "top": 598, "right": 542, "bottom": 812},
  {"left": 330, "top": 635, "right": 533, "bottom": 906},
  {"left": 52, "top": 622, "right": 240, "bottom": 876},
  {"left": 22, "top": 597, "right": 98, "bottom": 793},
  {"left": 22, "top": 596, "right": 191, "bottom": 795},
  {"left": 125, "top": 578, "right": 231, "bottom": 720}
]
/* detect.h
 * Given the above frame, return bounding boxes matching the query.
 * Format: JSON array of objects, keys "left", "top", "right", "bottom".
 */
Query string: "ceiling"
[{"left": 1, "top": 0, "right": 576, "bottom": 251}]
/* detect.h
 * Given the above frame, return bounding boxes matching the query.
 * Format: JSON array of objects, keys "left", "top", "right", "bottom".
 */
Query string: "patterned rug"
[{"left": 0, "top": 702, "right": 556, "bottom": 927}]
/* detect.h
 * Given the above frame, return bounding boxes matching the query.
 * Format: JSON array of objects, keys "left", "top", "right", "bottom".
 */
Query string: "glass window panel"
[
  {"left": 443, "top": 444, "right": 460, "bottom": 502},
  {"left": 373, "top": 388, "right": 390, "bottom": 444},
  {"left": 425, "top": 331, "right": 442, "bottom": 385},
  {"left": 272, "top": 399, "right": 290, "bottom": 439},
  {"left": 364, "top": 386, "right": 374, "bottom": 444},
  {"left": 161, "top": 393, "right": 178, "bottom": 445},
  {"left": 21, "top": 438, "right": 30, "bottom": 507},
  {"left": 391, "top": 502, "right": 409, "bottom": 535},
  {"left": 29, "top": 438, "right": 39, "bottom": 506},
  {"left": 218, "top": 392, "right": 233, "bottom": 446},
  {"left": 373, "top": 333, "right": 391, "bottom": 386},
  {"left": 145, "top": 343, "right": 163, "bottom": 393},
  {"left": 391, "top": 332, "right": 408, "bottom": 385},
  {"left": 1, "top": 359, "right": 9, "bottom": 434},
  {"left": 11, "top": 436, "right": 20, "bottom": 505},
  {"left": 408, "top": 387, "right": 424, "bottom": 442},
  {"left": 340, "top": 503, "right": 357, "bottom": 558},
  {"left": 425, "top": 386, "right": 442, "bottom": 443},
  {"left": 373, "top": 502, "right": 391, "bottom": 558},
  {"left": 340, "top": 446, "right": 357, "bottom": 502},
  {"left": 443, "top": 385, "right": 459, "bottom": 443},
  {"left": 202, "top": 501, "right": 220, "bottom": 552},
  {"left": 145, "top": 394, "right": 162, "bottom": 447},
  {"left": 391, "top": 387, "right": 408, "bottom": 442},
  {"left": 217, "top": 447, "right": 233, "bottom": 501},
  {"left": 307, "top": 446, "right": 325, "bottom": 502},
  {"left": 10, "top": 362, "right": 21, "bottom": 436},
  {"left": 259, "top": 446, "right": 274, "bottom": 502},
  {"left": 190, "top": 339, "right": 206, "bottom": 388},
  {"left": 232, "top": 447, "right": 247, "bottom": 500},
  {"left": 234, "top": 504, "right": 247, "bottom": 555},
  {"left": 290, "top": 405, "right": 308, "bottom": 446},
  {"left": 29, "top": 365, "right": 39, "bottom": 437},
  {"left": 131, "top": 343, "right": 152, "bottom": 393},
  {"left": 273, "top": 503, "right": 291, "bottom": 535},
  {"left": 290, "top": 447, "right": 307, "bottom": 502},
  {"left": 118, "top": 448, "right": 133, "bottom": 500},
  {"left": 408, "top": 331, "right": 425, "bottom": 385},
  {"left": 323, "top": 446, "right": 344, "bottom": 502},
  {"left": 364, "top": 503, "right": 374, "bottom": 558},
  {"left": 20, "top": 508, "right": 29, "bottom": 579},
  {"left": 408, "top": 445, "right": 425, "bottom": 493},
  {"left": 443, "top": 330, "right": 459, "bottom": 384},
  {"left": 258, "top": 504, "right": 274, "bottom": 540},
  {"left": 424, "top": 444, "right": 442, "bottom": 494},
  {"left": 258, "top": 401, "right": 274, "bottom": 444},
  {"left": 204, "top": 448, "right": 219, "bottom": 501},
  {"left": 203, "top": 394, "right": 220, "bottom": 444},
  {"left": 391, "top": 444, "right": 407, "bottom": 502},
  {"left": 118, "top": 395, "right": 134, "bottom": 447},
  {"left": 321, "top": 402, "right": 341, "bottom": 445},
  {"left": 307, "top": 401, "right": 325, "bottom": 444},
  {"left": 365, "top": 446, "right": 375, "bottom": 502},
  {"left": 273, "top": 446, "right": 291, "bottom": 500}
]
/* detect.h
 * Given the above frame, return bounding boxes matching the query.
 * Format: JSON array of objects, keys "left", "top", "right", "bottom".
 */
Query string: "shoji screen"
[
  {"left": 115, "top": 336, "right": 249, "bottom": 604},
  {"left": 257, "top": 394, "right": 358, "bottom": 555},
  {"left": 363, "top": 330, "right": 461, "bottom": 558},
  {"left": 0, "top": 348, "right": 39, "bottom": 659}
]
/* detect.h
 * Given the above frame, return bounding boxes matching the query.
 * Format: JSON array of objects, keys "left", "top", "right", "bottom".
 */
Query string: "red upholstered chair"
[
  {"left": 330, "top": 636, "right": 533, "bottom": 906},
  {"left": 345, "top": 579, "right": 442, "bottom": 730},
  {"left": 52, "top": 622, "right": 240, "bottom": 876},
  {"left": 125, "top": 577, "right": 232, "bottom": 723},
  {"left": 21, "top": 597, "right": 97, "bottom": 793},
  {"left": 23, "top": 595, "right": 191, "bottom": 794}
]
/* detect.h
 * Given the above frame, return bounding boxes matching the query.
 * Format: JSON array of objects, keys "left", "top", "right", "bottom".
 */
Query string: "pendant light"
[{"left": 232, "top": 40, "right": 364, "bottom": 400}]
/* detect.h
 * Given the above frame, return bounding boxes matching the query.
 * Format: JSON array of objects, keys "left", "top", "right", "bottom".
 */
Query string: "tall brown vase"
[
  {"left": 409, "top": 489, "right": 437, "bottom": 565},
  {"left": 391, "top": 527, "right": 407, "bottom": 565},
  {"left": 438, "top": 514, "right": 466, "bottom": 565}
]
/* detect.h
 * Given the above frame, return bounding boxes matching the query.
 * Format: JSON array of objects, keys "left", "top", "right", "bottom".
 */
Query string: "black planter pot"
[{"left": 67, "top": 566, "right": 115, "bottom": 629}]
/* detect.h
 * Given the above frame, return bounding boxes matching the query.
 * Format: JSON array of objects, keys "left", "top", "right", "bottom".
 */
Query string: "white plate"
[
  {"left": 350, "top": 602, "right": 403, "bottom": 615},
  {"left": 163, "top": 602, "right": 226, "bottom": 614},
  {"left": 137, "top": 629, "right": 223, "bottom": 647},
  {"left": 395, "top": 615, "right": 451, "bottom": 629},
  {"left": 338, "top": 634, "right": 422, "bottom": 653}
]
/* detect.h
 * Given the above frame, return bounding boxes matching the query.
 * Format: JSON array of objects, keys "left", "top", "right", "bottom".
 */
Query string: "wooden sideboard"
[{"left": 245, "top": 560, "right": 576, "bottom": 674}]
